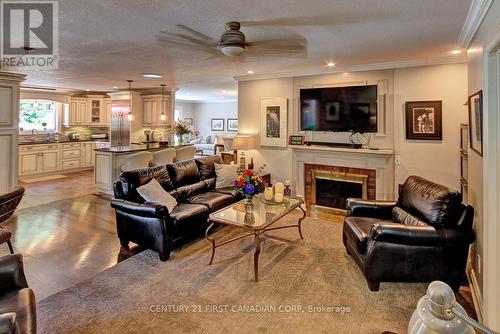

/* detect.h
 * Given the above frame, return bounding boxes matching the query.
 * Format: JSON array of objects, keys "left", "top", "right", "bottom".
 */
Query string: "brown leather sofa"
[
  {"left": 111, "top": 155, "right": 241, "bottom": 261},
  {"left": 0, "top": 254, "right": 36, "bottom": 334},
  {"left": 343, "top": 176, "right": 475, "bottom": 291}
]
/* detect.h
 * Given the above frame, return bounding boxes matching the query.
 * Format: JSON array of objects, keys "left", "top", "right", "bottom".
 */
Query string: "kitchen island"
[{"left": 94, "top": 143, "right": 190, "bottom": 195}]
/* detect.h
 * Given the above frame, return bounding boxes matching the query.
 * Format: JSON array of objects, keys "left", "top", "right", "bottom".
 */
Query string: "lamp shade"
[{"left": 232, "top": 135, "right": 257, "bottom": 150}]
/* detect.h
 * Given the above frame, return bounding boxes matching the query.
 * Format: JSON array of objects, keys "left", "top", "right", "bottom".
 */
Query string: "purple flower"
[{"left": 244, "top": 184, "right": 255, "bottom": 195}]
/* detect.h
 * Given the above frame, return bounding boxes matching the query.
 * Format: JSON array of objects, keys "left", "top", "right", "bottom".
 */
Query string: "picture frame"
[
  {"left": 211, "top": 118, "right": 224, "bottom": 131},
  {"left": 468, "top": 90, "right": 483, "bottom": 156},
  {"left": 184, "top": 118, "right": 193, "bottom": 127},
  {"left": 405, "top": 100, "right": 442, "bottom": 140},
  {"left": 227, "top": 118, "right": 238, "bottom": 131},
  {"left": 260, "top": 98, "right": 288, "bottom": 147},
  {"left": 289, "top": 135, "right": 305, "bottom": 145}
]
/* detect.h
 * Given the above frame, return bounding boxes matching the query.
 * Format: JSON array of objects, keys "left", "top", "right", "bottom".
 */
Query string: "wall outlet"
[{"left": 394, "top": 155, "right": 401, "bottom": 165}]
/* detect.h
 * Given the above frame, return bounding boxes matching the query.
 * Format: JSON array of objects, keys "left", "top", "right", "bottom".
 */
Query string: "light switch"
[{"left": 394, "top": 155, "right": 401, "bottom": 165}]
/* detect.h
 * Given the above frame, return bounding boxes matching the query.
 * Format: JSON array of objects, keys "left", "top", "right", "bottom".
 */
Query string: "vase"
[{"left": 244, "top": 197, "right": 254, "bottom": 214}]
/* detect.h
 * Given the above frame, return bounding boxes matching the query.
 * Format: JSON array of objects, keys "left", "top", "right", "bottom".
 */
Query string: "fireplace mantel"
[
  {"left": 290, "top": 144, "right": 394, "bottom": 156},
  {"left": 292, "top": 145, "right": 395, "bottom": 201}
]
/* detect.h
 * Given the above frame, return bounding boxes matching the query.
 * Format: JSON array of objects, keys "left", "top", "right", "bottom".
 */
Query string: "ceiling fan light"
[{"left": 220, "top": 45, "right": 246, "bottom": 56}]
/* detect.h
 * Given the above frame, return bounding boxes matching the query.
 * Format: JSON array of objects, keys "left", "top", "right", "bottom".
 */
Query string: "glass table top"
[{"left": 209, "top": 195, "right": 303, "bottom": 230}]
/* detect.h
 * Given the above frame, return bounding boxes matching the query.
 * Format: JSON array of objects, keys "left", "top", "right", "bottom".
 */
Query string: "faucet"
[{"left": 31, "top": 129, "right": 38, "bottom": 142}]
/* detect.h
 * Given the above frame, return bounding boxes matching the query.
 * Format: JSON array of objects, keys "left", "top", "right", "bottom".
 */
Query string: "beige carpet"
[{"left": 37, "top": 212, "right": 426, "bottom": 334}]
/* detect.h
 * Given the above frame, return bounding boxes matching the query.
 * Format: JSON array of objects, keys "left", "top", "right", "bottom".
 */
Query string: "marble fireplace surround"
[{"left": 291, "top": 145, "right": 395, "bottom": 203}]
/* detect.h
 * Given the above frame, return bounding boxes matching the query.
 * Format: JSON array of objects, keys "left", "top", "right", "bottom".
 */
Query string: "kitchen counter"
[
  {"left": 19, "top": 139, "right": 109, "bottom": 145},
  {"left": 94, "top": 143, "right": 189, "bottom": 154}
]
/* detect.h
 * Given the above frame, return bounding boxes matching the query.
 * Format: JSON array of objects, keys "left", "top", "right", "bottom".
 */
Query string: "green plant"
[{"left": 166, "top": 119, "right": 192, "bottom": 136}]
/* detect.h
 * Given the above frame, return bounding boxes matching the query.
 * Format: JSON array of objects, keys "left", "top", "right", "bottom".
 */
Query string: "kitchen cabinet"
[
  {"left": 65, "top": 98, "right": 89, "bottom": 126},
  {"left": 82, "top": 142, "right": 95, "bottom": 167},
  {"left": 88, "top": 96, "right": 111, "bottom": 126},
  {"left": 104, "top": 99, "right": 112, "bottom": 125},
  {"left": 142, "top": 95, "right": 170, "bottom": 126},
  {"left": 18, "top": 144, "right": 60, "bottom": 175},
  {"left": 64, "top": 96, "right": 112, "bottom": 127},
  {"left": 61, "top": 142, "right": 82, "bottom": 170}
]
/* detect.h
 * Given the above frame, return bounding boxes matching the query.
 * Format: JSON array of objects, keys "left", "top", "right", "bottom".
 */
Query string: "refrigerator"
[{"left": 110, "top": 99, "right": 131, "bottom": 147}]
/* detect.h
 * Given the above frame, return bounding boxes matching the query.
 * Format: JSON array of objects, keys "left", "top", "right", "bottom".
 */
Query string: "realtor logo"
[{"left": 1, "top": 1, "right": 58, "bottom": 68}]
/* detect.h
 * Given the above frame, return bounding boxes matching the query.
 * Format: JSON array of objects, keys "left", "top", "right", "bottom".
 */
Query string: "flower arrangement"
[
  {"left": 167, "top": 119, "right": 192, "bottom": 136},
  {"left": 234, "top": 168, "right": 266, "bottom": 200}
]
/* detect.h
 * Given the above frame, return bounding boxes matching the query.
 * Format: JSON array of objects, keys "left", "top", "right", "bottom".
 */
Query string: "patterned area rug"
[{"left": 37, "top": 211, "right": 426, "bottom": 333}]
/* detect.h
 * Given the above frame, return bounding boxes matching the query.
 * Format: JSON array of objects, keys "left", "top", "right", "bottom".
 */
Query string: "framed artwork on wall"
[
  {"left": 405, "top": 100, "right": 442, "bottom": 140},
  {"left": 227, "top": 118, "right": 238, "bottom": 131},
  {"left": 260, "top": 98, "right": 288, "bottom": 147},
  {"left": 211, "top": 118, "right": 224, "bottom": 131},
  {"left": 468, "top": 90, "right": 483, "bottom": 156},
  {"left": 184, "top": 118, "right": 193, "bottom": 127}
]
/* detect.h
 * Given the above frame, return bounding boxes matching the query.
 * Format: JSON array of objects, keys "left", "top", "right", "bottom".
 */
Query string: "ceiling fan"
[{"left": 158, "top": 21, "right": 306, "bottom": 58}]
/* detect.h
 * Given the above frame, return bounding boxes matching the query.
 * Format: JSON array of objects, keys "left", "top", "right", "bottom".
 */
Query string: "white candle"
[
  {"left": 264, "top": 187, "right": 274, "bottom": 201},
  {"left": 275, "top": 182, "right": 284, "bottom": 195},
  {"left": 284, "top": 179, "right": 291, "bottom": 187},
  {"left": 274, "top": 192, "right": 283, "bottom": 203}
]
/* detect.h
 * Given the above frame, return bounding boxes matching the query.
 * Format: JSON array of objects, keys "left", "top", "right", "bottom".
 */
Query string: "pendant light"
[
  {"left": 126, "top": 80, "right": 135, "bottom": 121},
  {"left": 159, "top": 84, "right": 167, "bottom": 121}
]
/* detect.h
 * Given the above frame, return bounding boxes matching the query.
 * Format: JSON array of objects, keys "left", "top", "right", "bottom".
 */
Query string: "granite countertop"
[
  {"left": 19, "top": 139, "right": 110, "bottom": 145},
  {"left": 94, "top": 143, "right": 190, "bottom": 153}
]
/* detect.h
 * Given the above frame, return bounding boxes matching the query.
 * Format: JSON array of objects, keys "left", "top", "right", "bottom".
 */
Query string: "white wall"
[
  {"left": 238, "top": 65, "right": 467, "bottom": 188},
  {"left": 393, "top": 64, "right": 468, "bottom": 191},
  {"left": 191, "top": 101, "right": 238, "bottom": 138}
]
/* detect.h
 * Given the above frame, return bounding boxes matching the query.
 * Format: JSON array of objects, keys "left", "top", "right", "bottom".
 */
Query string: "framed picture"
[
  {"left": 468, "top": 90, "right": 483, "bottom": 156},
  {"left": 184, "top": 118, "right": 193, "bottom": 127},
  {"left": 289, "top": 135, "right": 305, "bottom": 145},
  {"left": 211, "top": 118, "right": 224, "bottom": 131},
  {"left": 260, "top": 98, "right": 288, "bottom": 147},
  {"left": 405, "top": 101, "right": 442, "bottom": 140},
  {"left": 227, "top": 118, "right": 238, "bottom": 131}
]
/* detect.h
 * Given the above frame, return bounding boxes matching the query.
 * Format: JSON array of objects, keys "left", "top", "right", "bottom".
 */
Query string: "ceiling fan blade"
[
  {"left": 177, "top": 24, "right": 220, "bottom": 44},
  {"left": 158, "top": 35, "right": 219, "bottom": 55},
  {"left": 159, "top": 31, "right": 218, "bottom": 48}
]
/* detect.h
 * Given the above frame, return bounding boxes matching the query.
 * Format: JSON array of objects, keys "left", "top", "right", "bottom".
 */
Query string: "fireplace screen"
[{"left": 312, "top": 170, "right": 368, "bottom": 210}]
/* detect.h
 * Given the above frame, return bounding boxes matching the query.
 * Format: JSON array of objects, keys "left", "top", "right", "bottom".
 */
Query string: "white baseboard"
[{"left": 467, "top": 267, "right": 484, "bottom": 322}]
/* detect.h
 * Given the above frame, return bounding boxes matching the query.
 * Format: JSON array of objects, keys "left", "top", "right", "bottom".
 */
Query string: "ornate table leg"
[
  {"left": 254, "top": 231, "right": 261, "bottom": 282},
  {"left": 205, "top": 222, "right": 216, "bottom": 265},
  {"left": 297, "top": 205, "right": 306, "bottom": 239}
]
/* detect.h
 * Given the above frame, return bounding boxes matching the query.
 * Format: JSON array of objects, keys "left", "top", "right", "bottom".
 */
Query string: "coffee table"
[{"left": 206, "top": 196, "right": 306, "bottom": 282}]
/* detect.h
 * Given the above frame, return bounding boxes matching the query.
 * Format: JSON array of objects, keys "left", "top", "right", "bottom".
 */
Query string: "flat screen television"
[{"left": 300, "top": 85, "right": 378, "bottom": 133}]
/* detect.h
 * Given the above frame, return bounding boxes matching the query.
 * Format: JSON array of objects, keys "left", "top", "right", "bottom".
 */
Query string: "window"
[
  {"left": 19, "top": 100, "right": 57, "bottom": 132},
  {"left": 174, "top": 106, "right": 183, "bottom": 122}
]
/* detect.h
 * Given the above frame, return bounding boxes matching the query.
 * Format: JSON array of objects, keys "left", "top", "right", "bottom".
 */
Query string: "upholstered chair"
[
  {"left": 150, "top": 148, "right": 176, "bottom": 166},
  {"left": 121, "top": 152, "right": 153, "bottom": 172},
  {"left": 174, "top": 146, "right": 196, "bottom": 162},
  {"left": 0, "top": 186, "right": 24, "bottom": 254}
]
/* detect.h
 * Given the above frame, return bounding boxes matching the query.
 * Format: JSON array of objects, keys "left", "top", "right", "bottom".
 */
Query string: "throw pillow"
[
  {"left": 214, "top": 163, "right": 239, "bottom": 189},
  {"left": 136, "top": 178, "right": 177, "bottom": 213}
]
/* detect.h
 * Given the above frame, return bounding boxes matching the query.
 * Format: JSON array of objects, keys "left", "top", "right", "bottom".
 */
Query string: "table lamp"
[{"left": 231, "top": 135, "right": 257, "bottom": 169}]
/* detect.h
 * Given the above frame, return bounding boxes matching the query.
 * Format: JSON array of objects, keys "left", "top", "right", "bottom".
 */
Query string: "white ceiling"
[{"left": 14, "top": 0, "right": 472, "bottom": 101}]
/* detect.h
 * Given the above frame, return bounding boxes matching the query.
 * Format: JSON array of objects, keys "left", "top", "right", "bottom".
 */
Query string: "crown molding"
[
  {"left": 234, "top": 57, "right": 468, "bottom": 82},
  {"left": 176, "top": 98, "right": 237, "bottom": 104},
  {"left": 458, "top": 0, "right": 494, "bottom": 48}
]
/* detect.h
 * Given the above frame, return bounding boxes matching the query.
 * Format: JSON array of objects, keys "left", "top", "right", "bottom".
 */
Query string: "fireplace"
[
  {"left": 312, "top": 170, "right": 368, "bottom": 210},
  {"left": 304, "top": 164, "right": 376, "bottom": 211}
]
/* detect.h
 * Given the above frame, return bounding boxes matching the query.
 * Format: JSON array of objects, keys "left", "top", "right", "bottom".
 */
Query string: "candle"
[
  {"left": 275, "top": 182, "right": 284, "bottom": 195},
  {"left": 274, "top": 192, "right": 283, "bottom": 203},
  {"left": 284, "top": 179, "right": 291, "bottom": 187},
  {"left": 264, "top": 187, "right": 274, "bottom": 201}
]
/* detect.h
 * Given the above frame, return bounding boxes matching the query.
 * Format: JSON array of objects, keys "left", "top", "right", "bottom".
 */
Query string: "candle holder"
[{"left": 284, "top": 184, "right": 291, "bottom": 196}]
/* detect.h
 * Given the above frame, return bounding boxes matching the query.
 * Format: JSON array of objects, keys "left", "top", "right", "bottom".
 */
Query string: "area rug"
[
  {"left": 20, "top": 174, "right": 67, "bottom": 183},
  {"left": 37, "top": 212, "right": 426, "bottom": 334}
]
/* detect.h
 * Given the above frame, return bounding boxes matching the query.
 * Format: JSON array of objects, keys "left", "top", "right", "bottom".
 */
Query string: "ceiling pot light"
[
  {"left": 450, "top": 50, "right": 462, "bottom": 55},
  {"left": 247, "top": 70, "right": 254, "bottom": 74},
  {"left": 220, "top": 45, "right": 246, "bottom": 57},
  {"left": 113, "top": 86, "right": 118, "bottom": 89},
  {"left": 327, "top": 62, "right": 335, "bottom": 67},
  {"left": 142, "top": 73, "right": 162, "bottom": 78},
  {"left": 85, "top": 89, "right": 90, "bottom": 91}
]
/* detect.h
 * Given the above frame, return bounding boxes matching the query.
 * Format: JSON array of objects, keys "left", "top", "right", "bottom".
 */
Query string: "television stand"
[{"left": 304, "top": 141, "right": 362, "bottom": 149}]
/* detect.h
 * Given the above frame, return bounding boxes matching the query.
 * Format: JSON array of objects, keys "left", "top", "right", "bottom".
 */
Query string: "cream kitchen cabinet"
[
  {"left": 142, "top": 95, "right": 170, "bottom": 126},
  {"left": 82, "top": 142, "right": 95, "bottom": 167},
  {"left": 65, "top": 98, "right": 89, "bottom": 126},
  {"left": 18, "top": 144, "right": 60, "bottom": 176},
  {"left": 88, "top": 96, "right": 111, "bottom": 126}
]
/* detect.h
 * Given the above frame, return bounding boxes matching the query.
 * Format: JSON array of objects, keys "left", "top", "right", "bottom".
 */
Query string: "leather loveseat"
[
  {"left": 111, "top": 155, "right": 240, "bottom": 261},
  {"left": 343, "top": 176, "right": 475, "bottom": 291},
  {"left": 0, "top": 254, "right": 36, "bottom": 334}
]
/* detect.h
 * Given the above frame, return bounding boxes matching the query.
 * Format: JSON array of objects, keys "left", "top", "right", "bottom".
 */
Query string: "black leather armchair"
[
  {"left": 343, "top": 176, "right": 475, "bottom": 291},
  {"left": 111, "top": 155, "right": 240, "bottom": 261},
  {"left": 0, "top": 254, "right": 36, "bottom": 333}
]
